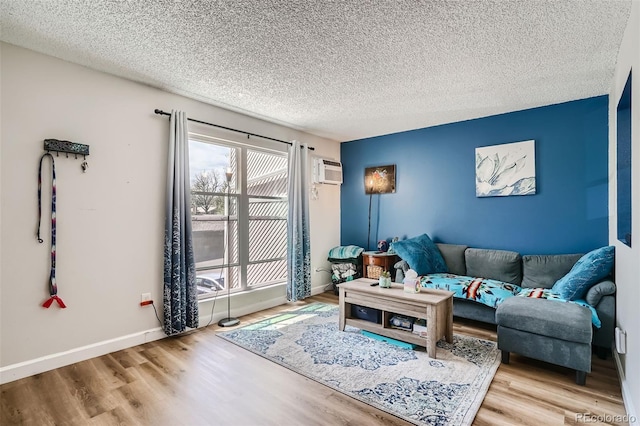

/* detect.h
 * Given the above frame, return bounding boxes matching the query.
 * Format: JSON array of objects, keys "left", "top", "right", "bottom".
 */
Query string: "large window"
[{"left": 189, "top": 136, "right": 288, "bottom": 298}]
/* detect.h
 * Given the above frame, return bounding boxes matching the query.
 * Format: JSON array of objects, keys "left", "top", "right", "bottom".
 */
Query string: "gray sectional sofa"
[{"left": 394, "top": 243, "right": 616, "bottom": 385}]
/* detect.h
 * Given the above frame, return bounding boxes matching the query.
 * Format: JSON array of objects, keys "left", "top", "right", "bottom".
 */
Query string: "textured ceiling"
[{"left": 0, "top": 1, "right": 632, "bottom": 142}]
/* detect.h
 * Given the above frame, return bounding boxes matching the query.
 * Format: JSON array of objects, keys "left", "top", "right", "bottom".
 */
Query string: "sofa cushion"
[
  {"left": 585, "top": 280, "right": 616, "bottom": 307},
  {"left": 496, "top": 297, "right": 592, "bottom": 344},
  {"left": 465, "top": 248, "right": 522, "bottom": 285},
  {"left": 516, "top": 288, "right": 601, "bottom": 327},
  {"left": 392, "top": 234, "right": 447, "bottom": 275},
  {"left": 453, "top": 299, "right": 498, "bottom": 324},
  {"left": 521, "top": 254, "right": 583, "bottom": 289},
  {"left": 435, "top": 243, "right": 468, "bottom": 276},
  {"left": 552, "top": 246, "right": 615, "bottom": 300}
]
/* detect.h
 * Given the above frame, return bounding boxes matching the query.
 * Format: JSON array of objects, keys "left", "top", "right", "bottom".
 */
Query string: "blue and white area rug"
[{"left": 218, "top": 303, "right": 500, "bottom": 426}]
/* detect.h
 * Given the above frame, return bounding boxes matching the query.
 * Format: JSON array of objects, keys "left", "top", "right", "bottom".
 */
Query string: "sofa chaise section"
[{"left": 395, "top": 243, "right": 616, "bottom": 384}]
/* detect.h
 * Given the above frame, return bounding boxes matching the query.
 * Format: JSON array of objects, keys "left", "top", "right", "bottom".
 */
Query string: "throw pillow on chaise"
[{"left": 552, "top": 245, "right": 615, "bottom": 301}]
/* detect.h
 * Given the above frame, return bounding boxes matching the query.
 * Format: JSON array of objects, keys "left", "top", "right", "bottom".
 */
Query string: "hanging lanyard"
[{"left": 37, "top": 153, "right": 66, "bottom": 309}]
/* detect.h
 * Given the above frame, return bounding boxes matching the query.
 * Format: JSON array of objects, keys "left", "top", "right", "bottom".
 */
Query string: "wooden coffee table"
[{"left": 338, "top": 278, "right": 454, "bottom": 358}]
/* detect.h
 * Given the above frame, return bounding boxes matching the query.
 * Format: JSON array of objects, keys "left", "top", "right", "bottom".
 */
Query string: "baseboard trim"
[
  {"left": 311, "top": 284, "right": 329, "bottom": 296},
  {"left": 613, "top": 349, "right": 639, "bottom": 425},
  {"left": 1, "top": 284, "right": 332, "bottom": 385},
  {"left": 0, "top": 327, "right": 165, "bottom": 385}
]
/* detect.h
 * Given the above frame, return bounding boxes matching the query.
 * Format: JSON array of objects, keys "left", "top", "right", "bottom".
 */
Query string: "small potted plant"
[{"left": 379, "top": 270, "right": 392, "bottom": 288}]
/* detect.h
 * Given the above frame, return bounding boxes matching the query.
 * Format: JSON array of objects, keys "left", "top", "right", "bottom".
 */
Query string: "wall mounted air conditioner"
[{"left": 313, "top": 158, "right": 343, "bottom": 185}]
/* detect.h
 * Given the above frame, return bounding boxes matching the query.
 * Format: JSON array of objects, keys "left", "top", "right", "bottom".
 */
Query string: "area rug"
[{"left": 218, "top": 303, "right": 500, "bottom": 426}]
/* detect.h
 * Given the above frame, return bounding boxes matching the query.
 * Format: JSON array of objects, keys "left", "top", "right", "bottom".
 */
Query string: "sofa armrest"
[
  {"left": 593, "top": 294, "right": 615, "bottom": 349},
  {"left": 585, "top": 279, "right": 616, "bottom": 307}
]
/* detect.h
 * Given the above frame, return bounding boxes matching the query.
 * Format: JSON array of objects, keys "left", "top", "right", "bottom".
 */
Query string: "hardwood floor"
[{"left": 1, "top": 292, "right": 627, "bottom": 425}]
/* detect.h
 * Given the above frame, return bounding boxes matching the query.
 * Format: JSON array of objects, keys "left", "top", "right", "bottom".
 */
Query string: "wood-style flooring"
[{"left": 0, "top": 292, "right": 627, "bottom": 425}]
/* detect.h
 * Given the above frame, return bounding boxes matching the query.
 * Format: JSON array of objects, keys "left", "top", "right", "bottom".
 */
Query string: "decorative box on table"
[
  {"left": 403, "top": 278, "right": 420, "bottom": 293},
  {"left": 403, "top": 268, "right": 421, "bottom": 293}
]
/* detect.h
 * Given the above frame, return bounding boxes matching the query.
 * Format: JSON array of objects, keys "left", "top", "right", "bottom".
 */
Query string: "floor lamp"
[
  {"left": 218, "top": 168, "right": 240, "bottom": 327},
  {"left": 366, "top": 177, "right": 373, "bottom": 251}
]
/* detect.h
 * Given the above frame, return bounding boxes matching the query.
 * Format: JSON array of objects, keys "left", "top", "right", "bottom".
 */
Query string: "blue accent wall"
[{"left": 340, "top": 96, "right": 609, "bottom": 255}]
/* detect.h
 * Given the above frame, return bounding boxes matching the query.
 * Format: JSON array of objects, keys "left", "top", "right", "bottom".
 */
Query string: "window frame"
[{"left": 189, "top": 132, "right": 289, "bottom": 298}]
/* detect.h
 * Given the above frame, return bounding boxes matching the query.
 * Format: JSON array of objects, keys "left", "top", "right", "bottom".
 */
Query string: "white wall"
[
  {"left": 0, "top": 43, "right": 341, "bottom": 382},
  {"left": 609, "top": 0, "right": 640, "bottom": 420}
]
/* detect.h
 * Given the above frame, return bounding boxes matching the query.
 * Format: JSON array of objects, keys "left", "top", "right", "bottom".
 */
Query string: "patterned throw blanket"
[
  {"left": 419, "top": 273, "right": 601, "bottom": 327},
  {"left": 328, "top": 245, "right": 364, "bottom": 260}
]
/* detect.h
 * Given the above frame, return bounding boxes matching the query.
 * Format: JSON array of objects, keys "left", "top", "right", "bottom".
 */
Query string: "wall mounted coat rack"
[
  {"left": 44, "top": 138, "right": 90, "bottom": 157},
  {"left": 44, "top": 138, "right": 90, "bottom": 172}
]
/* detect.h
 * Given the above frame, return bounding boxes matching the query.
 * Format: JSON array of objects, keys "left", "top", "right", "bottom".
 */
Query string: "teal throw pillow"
[
  {"left": 391, "top": 234, "right": 447, "bottom": 275},
  {"left": 551, "top": 246, "right": 615, "bottom": 301}
]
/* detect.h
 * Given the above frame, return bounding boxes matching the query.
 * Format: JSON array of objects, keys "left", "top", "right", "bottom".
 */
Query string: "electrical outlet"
[
  {"left": 141, "top": 293, "right": 151, "bottom": 303},
  {"left": 615, "top": 327, "right": 627, "bottom": 354}
]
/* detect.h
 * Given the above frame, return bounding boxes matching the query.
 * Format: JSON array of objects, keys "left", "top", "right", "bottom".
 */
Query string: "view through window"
[{"left": 189, "top": 137, "right": 288, "bottom": 298}]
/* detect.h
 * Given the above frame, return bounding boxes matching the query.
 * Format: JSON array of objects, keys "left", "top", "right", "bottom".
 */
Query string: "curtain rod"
[{"left": 154, "top": 109, "right": 315, "bottom": 151}]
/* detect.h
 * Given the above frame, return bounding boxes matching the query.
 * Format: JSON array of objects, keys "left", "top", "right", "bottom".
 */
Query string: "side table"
[{"left": 362, "top": 251, "right": 399, "bottom": 279}]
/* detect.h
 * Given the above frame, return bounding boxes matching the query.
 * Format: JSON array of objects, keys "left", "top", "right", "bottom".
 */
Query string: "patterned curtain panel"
[
  {"left": 163, "top": 110, "right": 199, "bottom": 335},
  {"left": 286, "top": 140, "right": 311, "bottom": 301}
]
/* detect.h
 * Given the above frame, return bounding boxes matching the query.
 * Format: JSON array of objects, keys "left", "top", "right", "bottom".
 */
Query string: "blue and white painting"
[{"left": 476, "top": 140, "right": 536, "bottom": 197}]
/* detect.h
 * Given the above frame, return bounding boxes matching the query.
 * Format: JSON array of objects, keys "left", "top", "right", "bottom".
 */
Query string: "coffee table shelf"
[{"left": 345, "top": 317, "right": 431, "bottom": 347}]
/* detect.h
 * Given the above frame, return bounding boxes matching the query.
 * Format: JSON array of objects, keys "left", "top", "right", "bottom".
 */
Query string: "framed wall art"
[
  {"left": 364, "top": 164, "right": 396, "bottom": 194},
  {"left": 476, "top": 140, "right": 536, "bottom": 197}
]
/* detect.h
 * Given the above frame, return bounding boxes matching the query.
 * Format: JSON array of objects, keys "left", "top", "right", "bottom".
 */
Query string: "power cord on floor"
[
  {"left": 205, "top": 289, "right": 220, "bottom": 327},
  {"left": 148, "top": 289, "right": 219, "bottom": 328},
  {"left": 147, "top": 272, "right": 223, "bottom": 328},
  {"left": 150, "top": 301, "right": 163, "bottom": 326},
  {"left": 317, "top": 267, "right": 335, "bottom": 293},
  {"left": 204, "top": 266, "right": 228, "bottom": 327},
  {"left": 147, "top": 290, "right": 219, "bottom": 329}
]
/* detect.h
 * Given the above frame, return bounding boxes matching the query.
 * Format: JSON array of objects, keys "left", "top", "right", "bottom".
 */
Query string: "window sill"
[{"left": 197, "top": 280, "right": 286, "bottom": 303}]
